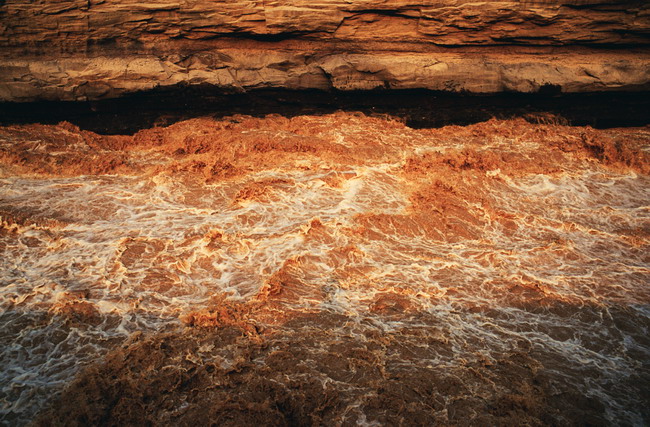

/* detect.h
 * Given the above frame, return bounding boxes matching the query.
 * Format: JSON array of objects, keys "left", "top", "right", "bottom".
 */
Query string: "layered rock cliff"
[{"left": 1, "top": 0, "right": 649, "bottom": 101}]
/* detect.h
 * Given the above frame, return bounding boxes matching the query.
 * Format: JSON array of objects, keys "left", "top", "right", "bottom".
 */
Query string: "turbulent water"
[{"left": 0, "top": 113, "right": 648, "bottom": 425}]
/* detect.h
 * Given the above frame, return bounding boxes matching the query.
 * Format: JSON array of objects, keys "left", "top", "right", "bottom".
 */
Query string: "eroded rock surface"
[{"left": 1, "top": 0, "right": 649, "bottom": 101}]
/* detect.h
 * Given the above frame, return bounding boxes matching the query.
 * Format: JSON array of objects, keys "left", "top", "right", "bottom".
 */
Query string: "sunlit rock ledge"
[
  {"left": 2, "top": 50, "right": 650, "bottom": 102},
  {"left": 1, "top": 0, "right": 649, "bottom": 102}
]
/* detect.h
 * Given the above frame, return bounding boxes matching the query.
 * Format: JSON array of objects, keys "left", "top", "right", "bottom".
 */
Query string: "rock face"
[{"left": 1, "top": 0, "right": 649, "bottom": 101}]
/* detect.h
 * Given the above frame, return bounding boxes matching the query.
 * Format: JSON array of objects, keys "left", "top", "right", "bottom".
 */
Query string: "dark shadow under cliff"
[{"left": 1, "top": 88, "right": 649, "bottom": 135}]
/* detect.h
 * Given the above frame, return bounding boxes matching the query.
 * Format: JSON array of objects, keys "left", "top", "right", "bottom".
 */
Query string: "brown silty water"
[{"left": 0, "top": 113, "right": 648, "bottom": 425}]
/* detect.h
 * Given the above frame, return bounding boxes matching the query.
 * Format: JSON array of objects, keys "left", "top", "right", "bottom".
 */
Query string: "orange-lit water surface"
[{"left": 0, "top": 114, "right": 648, "bottom": 424}]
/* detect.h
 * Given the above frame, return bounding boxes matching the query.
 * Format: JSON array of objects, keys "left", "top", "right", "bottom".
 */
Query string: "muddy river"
[{"left": 0, "top": 113, "right": 648, "bottom": 425}]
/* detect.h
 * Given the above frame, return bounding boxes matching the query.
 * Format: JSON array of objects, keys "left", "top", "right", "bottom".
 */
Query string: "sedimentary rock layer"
[
  {"left": 1, "top": 0, "right": 649, "bottom": 100},
  {"left": 3, "top": 50, "right": 650, "bottom": 102},
  {"left": 3, "top": 0, "right": 649, "bottom": 49}
]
